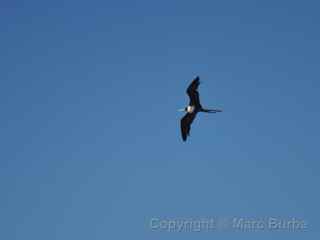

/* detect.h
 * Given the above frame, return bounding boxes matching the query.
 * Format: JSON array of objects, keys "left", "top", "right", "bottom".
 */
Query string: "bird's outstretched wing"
[
  {"left": 186, "top": 76, "right": 201, "bottom": 108},
  {"left": 180, "top": 111, "right": 198, "bottom": 141}
]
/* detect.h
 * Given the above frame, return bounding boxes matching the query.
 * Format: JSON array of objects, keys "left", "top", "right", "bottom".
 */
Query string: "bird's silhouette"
[{"left": 179, "top": 76, "right": 222, "bottom": 141}]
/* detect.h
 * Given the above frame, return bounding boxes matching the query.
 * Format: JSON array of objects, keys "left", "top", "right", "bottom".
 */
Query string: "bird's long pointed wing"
[
  {"left": 186, "top": 76, "right": 201, "bottom": 107},
  {"left": 180, "top": 111, "right": 198, "bottom": 141}
]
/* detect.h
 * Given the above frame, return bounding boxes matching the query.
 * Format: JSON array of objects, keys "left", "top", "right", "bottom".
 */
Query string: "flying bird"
[{"left": 178, "top": 76, "right": 222, "bottom": 141}]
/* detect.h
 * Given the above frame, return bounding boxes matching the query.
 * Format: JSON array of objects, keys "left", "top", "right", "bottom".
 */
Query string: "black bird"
[{"left": 178, "top": 76, "right": 222, "bottom": 141}]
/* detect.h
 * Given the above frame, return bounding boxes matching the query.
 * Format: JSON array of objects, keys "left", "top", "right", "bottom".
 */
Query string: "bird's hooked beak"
[{"left": 177, "top": 108, "right": 185, "bottom": 112}]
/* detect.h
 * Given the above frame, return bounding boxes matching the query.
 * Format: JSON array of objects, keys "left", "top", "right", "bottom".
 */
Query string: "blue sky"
[{"left": 1, "top": 0, "right": 320, "bottom": 239}]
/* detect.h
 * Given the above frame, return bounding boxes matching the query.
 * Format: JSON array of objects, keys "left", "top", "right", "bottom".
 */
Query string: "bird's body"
[
  {"left": 186, "top": 105, "right": 195, "bottom": 113},
  {"left": 179, "top": 76, "right": 222, "bottom": 141}
]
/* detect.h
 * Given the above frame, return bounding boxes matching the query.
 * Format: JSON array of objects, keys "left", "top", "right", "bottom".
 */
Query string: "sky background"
[{"left": 1, "top": 0, "right": 320, "bottom": 239}]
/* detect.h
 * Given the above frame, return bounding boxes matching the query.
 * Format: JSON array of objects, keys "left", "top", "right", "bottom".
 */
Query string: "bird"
[{"left": 178, "top": 76, "right": 222, "bottom": 141}]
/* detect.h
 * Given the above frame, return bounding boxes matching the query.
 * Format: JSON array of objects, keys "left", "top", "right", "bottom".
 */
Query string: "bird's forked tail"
[{"left": 201, "top": 108, "right": 222, "bottom": 113}]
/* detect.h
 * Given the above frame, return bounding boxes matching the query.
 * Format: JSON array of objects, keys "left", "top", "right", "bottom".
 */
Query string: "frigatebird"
[{"left": 178, "top": 76, "right": 222, "bottom": 141}]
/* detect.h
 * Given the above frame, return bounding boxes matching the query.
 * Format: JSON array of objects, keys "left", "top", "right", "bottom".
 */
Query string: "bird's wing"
[
  {"left": 186, "top": 76, "right": 201, "bottom": 107},
  {"left": 180, "top": 111, "right": 198, "bottom": 141}
]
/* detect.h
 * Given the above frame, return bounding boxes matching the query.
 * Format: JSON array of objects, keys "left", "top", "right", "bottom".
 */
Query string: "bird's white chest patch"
[{"left": 187, "top": 105, "right": 195, "bottom": 113}]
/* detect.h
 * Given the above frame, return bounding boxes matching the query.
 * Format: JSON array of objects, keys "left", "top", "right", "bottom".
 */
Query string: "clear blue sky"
[{"left": 1, "top": 0, "right": 319, "bottom": 239}]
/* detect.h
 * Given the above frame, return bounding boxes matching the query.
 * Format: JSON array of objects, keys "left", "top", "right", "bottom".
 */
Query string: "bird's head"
[{"left": 177, "top": 107, "right": 187, "bottom": 112}]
